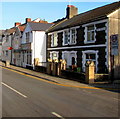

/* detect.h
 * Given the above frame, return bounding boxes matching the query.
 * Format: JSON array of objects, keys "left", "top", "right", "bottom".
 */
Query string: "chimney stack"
[
  {"left": 66, "top": 5, "right": 78, "bottom": 19},
  {"left": 15, "top": 22, "right": 21, "bottom": 27},
  {"left": 26, "top": 18, "right": 31, "bottom": 23}
]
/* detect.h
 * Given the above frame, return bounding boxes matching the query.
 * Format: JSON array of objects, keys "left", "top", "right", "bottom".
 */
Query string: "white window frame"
[
  {"left": 50, "top": 51, "right": 59, "bottom": 60},
  {"left": 62, "top": 51, "right": 77, "bottom": 67},
  {"left": 84, "top": 24, "right": 96, "bottom": 44},
  {"left": 70, "top": 28, "right": 77, "bottom": 45},
  {"left": 63, "top": 29, "right": 70, "bottom": 46},
  {"left": 51, "top": 33, "right": 58, "bottom": 47},
  {"left": 82, "top": 50, "right": 98, "bottom": 73}
]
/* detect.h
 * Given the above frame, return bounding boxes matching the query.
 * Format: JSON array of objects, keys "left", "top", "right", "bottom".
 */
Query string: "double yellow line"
[{"left": 0, "top": 66, "right": 119, "bottom": 91}]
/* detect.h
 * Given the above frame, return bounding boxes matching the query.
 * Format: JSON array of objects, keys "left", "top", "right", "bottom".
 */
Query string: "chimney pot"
[
  {"left": 26, "top": 18, "right": 31, "bottom": 23},
  {"left": 15, "top": 22, "right": 21, "bottom": 27}
]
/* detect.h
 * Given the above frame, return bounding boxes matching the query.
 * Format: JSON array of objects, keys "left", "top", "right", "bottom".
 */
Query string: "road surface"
[{"left": 1, "top": 67, "right": 119, "bottom": 118}]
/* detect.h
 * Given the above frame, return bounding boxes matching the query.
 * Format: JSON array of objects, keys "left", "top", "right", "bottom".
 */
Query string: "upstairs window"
[
  {"left": 87, "top": 25, "right": 95, "bottom": 42},
  {"left": 70, "top": 28, "right": 76, "bottom": 44},
  {"left": 6, "top": 35, "right": 9, "bottom": 42},
  {"left": 63, "top": 28, "right": 77, "bottom": 46},
  {"left": 51, "top": 33, "right": 58, "bottom": 47},
  {"left": 84, "top": 25, "right": 96, "bottom": 43},
  {"left": 26, "top": 32, "right": 30, "bottom": 43},
  {"left": 64, "top": 30, "right": 69, "bottom": 45}
]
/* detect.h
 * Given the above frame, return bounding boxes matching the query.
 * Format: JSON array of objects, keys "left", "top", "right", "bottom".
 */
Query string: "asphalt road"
[{"left": 1, "top": 67, "right": 119, "bottom": 118}]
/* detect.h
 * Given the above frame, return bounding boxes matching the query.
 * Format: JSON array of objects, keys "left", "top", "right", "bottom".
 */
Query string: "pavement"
[{"left": 0, "top": 61, "right": 120, "bottom": 92}]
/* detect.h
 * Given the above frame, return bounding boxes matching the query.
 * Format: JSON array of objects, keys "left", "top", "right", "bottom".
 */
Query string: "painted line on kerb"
[
  {"left": 52, "top": 112, "right": 65, "bottom": 119},
  {"left": 1, "top": 66, "right": 119, "bottom": 91},
  {"left": 1, "top": 82, "right": 27, "bottom": 98}
]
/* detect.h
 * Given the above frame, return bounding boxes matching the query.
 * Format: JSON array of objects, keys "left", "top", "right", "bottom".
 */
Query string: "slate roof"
[
  {"left": 28, "top": 22, "right": 54, "bottom": 31},
  {"left": 47, "top": 1, "right": 120, "bottom": 32},
  {"left": 6, "top": 27, "right": 16, "bottom": 34}
]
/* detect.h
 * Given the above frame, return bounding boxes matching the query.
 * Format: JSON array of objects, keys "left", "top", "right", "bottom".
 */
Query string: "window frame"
[
  {"left": 26, "top": 32, "right": 30, "bottom": 43},
  {"left": 51, "top": 33, "right": 58, "bottom": 47},
  {"left": 63, "top": 29, "right": 70, "bottom": 46},
  {"left": 50, "top": 51, "right": 59, "bottom": 60},
  {"left": 70, "top": 28, "right": 77, "bottom": 45},
  {"left": 84, "top": 24, "right": 96, "bottom": 44},
  {"left": 82, "top": 50, "right": 98, "bottom": 73},
  {"left": 62, "top": 51, "right": 77, "bottom": 68}
]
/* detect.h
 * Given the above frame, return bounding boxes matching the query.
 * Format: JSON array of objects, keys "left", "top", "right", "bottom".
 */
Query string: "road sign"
[{"left": 110, "top": 34, "right": 118, "bottom": 56}]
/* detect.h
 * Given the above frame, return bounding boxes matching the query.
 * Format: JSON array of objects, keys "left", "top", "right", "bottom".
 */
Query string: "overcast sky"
[{"left": 1, "top": 2, "right": 114, "bottom": 30}]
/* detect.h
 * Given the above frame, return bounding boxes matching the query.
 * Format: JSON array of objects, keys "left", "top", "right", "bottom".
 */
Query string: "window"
[
  {"left": 82, "top": 50, "right": 98, "bottom": 73},
  {"left": 26, "top": 32, "right": 30, "bottom": 43},
  {"left": 50, "top": 51, "right": 58, "bottom": 60},
  {"left": 70, "top": 29, "right": 76, "bottom": 44},
  {"left": 86, "top": 53, "right": 96, "bottom": 65},
  {"left": 27, "top": 51, "right": 32, "bottom": 65},
  {"left": 64, "top": 30, "right": 69, "bottom": 45},
  {"left": 63, "top": 28, "right": 77, "bottom": 46},
  {"left": 87, "top": 25, "right": 95, "bottom": 42},
  {"left": 62, "top": 51, "right": 77, "bottom": 68},
  {"left": 6, "top": 35, "right": 9, "bottom": 42},
  {"left": 84, "top": 25, "right": 96, "bottom": 43},
  {"left": 51, "top": 33, "right": 57, "bottom": 47},
  {"left": 6, "top": 50, "right": 8, "bottom": 56},
  {"left": 23, "top": 52, "right": 24, "bottom": 62}
]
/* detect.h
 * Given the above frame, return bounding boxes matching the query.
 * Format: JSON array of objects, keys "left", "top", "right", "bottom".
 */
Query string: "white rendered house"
[{"left": 21, "top": 22, "right": 53, "bottom": 69}]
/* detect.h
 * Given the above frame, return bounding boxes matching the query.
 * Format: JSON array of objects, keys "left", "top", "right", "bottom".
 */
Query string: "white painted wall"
[
  {"left": 32, "top": 31, "right": 46, "bottom": 65},
  {"left": 22, "top": 23, "right": 46, "bottom": 68}
]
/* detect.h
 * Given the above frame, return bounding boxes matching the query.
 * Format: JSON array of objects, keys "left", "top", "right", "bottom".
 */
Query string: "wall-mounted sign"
[{"left": 110, "top": 34, "right": 119, "bottom": 56}]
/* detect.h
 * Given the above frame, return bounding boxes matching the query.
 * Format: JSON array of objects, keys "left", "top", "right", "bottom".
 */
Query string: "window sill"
[
  {"left": 84, "top": 41, "right": 96, "bottom": 44},
  {"left": 62, "top": 44, "right": 69, "bottom": 46},
  {"left": 51, "top": 45, "right": 58, "bottom": 47}
]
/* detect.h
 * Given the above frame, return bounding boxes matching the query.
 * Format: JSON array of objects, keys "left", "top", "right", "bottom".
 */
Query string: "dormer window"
[{"left": 84, "top": 24, "right": 96, "bottom": 44}]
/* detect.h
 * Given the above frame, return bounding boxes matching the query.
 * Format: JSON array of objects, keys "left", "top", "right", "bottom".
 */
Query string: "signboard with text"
[{"left": 110, "top": 34, "right": 119, "bottom": 56}]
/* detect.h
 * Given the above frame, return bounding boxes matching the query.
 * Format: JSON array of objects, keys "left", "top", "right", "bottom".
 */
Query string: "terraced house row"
[{"left": 1, "top": 1, "right": 120, "bottom": 79}]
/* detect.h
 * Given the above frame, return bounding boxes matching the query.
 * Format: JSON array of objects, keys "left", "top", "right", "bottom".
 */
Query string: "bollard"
[
  {"left": 5, "top": 60, "right": 10, "bottom": 67},
  {"left": 52, "top": 59, "right": 58, "bottom": 76},
  {"left": 85, "top": 61, "right": 95, "bottom": 84},
  {"left": 47, "top": 62, "right": 51, "bottom": 74},
  {"left": 57, "top": 62, "right": 62, "bottom": 76},
  {"left": 47, "top": 59, "right": 53, "bottom": 75}
]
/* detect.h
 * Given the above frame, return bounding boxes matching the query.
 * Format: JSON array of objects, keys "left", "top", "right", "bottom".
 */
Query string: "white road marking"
[
  {"left": 52, "top": 112, "right": 65, "bottom": 119},
  {"left": 1, "top": 82, "right": 27, "bottom": 98}
]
